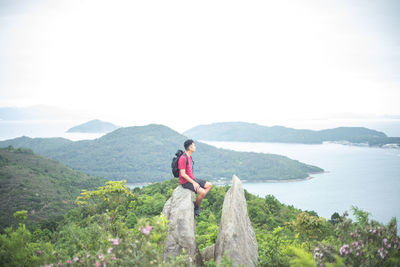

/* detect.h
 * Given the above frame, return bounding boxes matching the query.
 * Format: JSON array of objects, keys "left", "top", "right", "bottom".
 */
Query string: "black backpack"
[{"left": 171, "top": 150, "right": 193, "bottom": 177}]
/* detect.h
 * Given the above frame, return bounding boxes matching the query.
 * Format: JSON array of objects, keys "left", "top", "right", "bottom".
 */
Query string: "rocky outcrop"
[
  {"left": 162, "top": 175, "right": 258, "bottom": 266},
  {"left": 162, "top": 186, "right": 202, "bottom": 265},
  {"left": 214, "top": 175, "right": 258, "bottom": 266}
]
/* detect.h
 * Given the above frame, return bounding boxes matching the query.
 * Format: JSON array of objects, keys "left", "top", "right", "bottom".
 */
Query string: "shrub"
[{"left": 313, "top": 208, "right": 400, "bottom": 266}]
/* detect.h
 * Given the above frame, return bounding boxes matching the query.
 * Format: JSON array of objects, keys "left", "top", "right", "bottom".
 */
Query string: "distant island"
[
  {"left": 184, "top": 122, "right": 400, "bottom": 148},
  {"left": 66, "top": 119, "right": 120, "bottom": 133},
  {"left": 0, "top": 124, "right": 323, "bottom": 183}
]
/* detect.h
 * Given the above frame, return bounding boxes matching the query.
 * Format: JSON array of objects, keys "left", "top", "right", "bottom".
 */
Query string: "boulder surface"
[
  {"left": 162, "top": 186, "right": 201, "bottom": 265},
  {"left": 214, "top": 175, "right": 258, "bottom": 266}
]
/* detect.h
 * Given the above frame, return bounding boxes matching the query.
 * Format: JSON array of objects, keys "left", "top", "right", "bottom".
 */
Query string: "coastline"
[
  {"left": 211, "top": 171, "right": 328, "bottom": 185},
  {"left": 127, "top": 171, "right": 329, "bottom": 188}
]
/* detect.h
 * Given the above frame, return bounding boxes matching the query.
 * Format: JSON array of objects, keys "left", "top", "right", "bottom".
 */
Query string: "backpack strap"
[
  {"left": 183, "top": 153, "right": 189, "bottom": 167},
  {"left": 182, "top": 153, "right": 193, "bottom": 167}
]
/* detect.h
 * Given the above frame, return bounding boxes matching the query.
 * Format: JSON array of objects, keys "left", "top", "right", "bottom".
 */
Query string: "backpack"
[{"left": 171, "top": 150, "right": 193, "bottom": 178}]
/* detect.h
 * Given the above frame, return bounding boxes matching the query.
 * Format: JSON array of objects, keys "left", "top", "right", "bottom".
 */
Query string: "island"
[
  {"left": 184, "top": 122, "right": 400, "bottom": 148},
  {"left": 66, "top": 119, "right": 120, "bottom": 133}
]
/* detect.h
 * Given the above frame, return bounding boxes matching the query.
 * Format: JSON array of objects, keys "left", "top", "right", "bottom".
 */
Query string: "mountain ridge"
[
  {"left": 183, "top": 122, "right": 400, "bottom": 147},
  {"left": 0, "top": 124, "right": 323, "bottom": 183}
]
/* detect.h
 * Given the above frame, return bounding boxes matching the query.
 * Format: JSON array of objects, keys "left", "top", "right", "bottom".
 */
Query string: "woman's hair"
[{"left": 184, "top": 139, "right": 194, "bottom": 150}]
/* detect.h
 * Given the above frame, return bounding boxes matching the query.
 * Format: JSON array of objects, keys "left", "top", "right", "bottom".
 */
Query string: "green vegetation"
[
  {"left": 184, "top": 122, "right": 400, "bottom": 147},
  {"left": 66, "top": 119, "right": 120, "bottom": 133},
  {"left": 0, "top": 124, "right": 323, "bottom": 183},
  {"left": 0, "top": 146, "right": 107, "bottom": 230},
  {"left": 1, "top": 179, "right": 398, "bottom": 266}
]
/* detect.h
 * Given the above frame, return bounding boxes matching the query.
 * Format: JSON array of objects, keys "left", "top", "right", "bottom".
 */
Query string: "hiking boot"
[
  {"left": 193, "top": 202, "right": 201, "bottom": 217},
  {"left": 194, "top": 206, "right": 201, "bottom": 216}
]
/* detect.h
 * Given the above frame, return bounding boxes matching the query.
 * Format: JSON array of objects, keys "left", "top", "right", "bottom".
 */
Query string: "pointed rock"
[
  {"left": 162, "top": 186, "right": 202, "bottom": 265},
  {"left": 214, "top": 175, "right": 258, "bottom": 266}
]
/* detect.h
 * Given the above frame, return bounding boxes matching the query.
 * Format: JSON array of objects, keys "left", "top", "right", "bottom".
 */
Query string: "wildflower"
[
  {"left": 141, "top": 225, "right": 152, "bottom": 235},
  {"left": 339, "top": 243, "right": 349, "bottom": 255},
  {"left": 107, "top": 247, "right": 113, "bottom": 254},
  {"left": 73, "top": 257, "right": 79, "bottom": 262},
  {"left": 313, "top": 253, "right": 318, "bottom": 260},
  {"left": 112, "top": 238, "right": 119, "bottom": 245},
  {"left": 58, "top": 263, "right": 63, "bottom": 266},
  {"left": 95, "top": 262, "right": 101, "bottom": 267},
  {"left": 67, "top": 260, "right": 73, "bottom": 264},
  {"left": 111, "top": 257, "right": 117, "bottom": 261},
  {"left": 37, "top": 250, "right": 43, "bottom": 255},
  {"left": 98, "top": 253, "right": 104, "bottom": 260}
]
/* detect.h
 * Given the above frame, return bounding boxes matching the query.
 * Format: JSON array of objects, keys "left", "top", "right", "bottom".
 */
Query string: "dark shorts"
[{"left": 182, "top": 178, "right": 206, "bottom": 193}]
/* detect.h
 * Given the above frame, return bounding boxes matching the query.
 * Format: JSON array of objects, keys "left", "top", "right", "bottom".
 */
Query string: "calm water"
[
  {"left": 204, "top": 141, "right": 400, "bottom": 229},
  {"left": 0, "top": 120, "right": 105, "bottom": 141}
]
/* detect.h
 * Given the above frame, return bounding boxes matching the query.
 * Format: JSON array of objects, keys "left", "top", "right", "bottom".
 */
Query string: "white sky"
[{"left": 1, "top": 0, "right": 400, "bottom": 132}]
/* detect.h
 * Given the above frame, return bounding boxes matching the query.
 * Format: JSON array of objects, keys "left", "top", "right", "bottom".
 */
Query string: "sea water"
[
  {"left": 204, "top": 141, "right": 400, "bottom": 230},
  {"left": 0, "top": 120, "right": 105, "bottom": 141}
]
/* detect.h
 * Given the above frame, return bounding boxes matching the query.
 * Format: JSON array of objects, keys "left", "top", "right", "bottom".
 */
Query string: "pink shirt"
[{"left": 178, "top": 153, "right": 194, "bottom": 184}]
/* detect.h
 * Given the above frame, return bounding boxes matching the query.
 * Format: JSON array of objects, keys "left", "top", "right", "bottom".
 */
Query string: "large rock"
[
  {"left": 162, "top": 186, "right": 202, "bottom": 265},
  {"left": 214, "top": 175, "right": 258, "bottom": 266},
  {"left": 201, "top": 244, "right": 215, "bottom": 262}
]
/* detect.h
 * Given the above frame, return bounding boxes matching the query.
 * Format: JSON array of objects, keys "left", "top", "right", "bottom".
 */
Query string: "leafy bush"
[
  {"left": 313, "top": 207, "right": 400, "bottom": 267},
  {"left": 1, "top": 179, "right": 399, "bottom": 267},
  {"left": 0, "top": 211, "right": 54, "bottom": 267}
]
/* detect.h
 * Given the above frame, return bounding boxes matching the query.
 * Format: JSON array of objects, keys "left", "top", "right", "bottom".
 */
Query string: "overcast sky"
[{"left": 1, "top": 0, "right": 399, "bottom": 131}]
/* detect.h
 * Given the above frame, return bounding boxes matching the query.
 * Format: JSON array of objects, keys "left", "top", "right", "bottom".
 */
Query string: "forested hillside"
[
  {"left": 0, "top": 146, "right": 106, "bottom": 229},
  {"left": 0, "top": 124, "right": 323, "bottom": 182},
  {"left": 1, "top": 178, "right": 398, "bottom": 266},
  {"left": 184, "top": 122, "right": 399, "bottom": 146}
]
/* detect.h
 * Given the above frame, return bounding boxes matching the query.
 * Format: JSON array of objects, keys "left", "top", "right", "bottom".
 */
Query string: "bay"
[{"left": 203, "top": 141, "right": 400, "bottom": 230}]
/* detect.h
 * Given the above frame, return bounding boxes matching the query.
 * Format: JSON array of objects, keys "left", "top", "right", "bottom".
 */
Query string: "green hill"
[
  {"left": 0, "top": 124, "right": 323, "bottom": 183},
  {"left": 66, "top": 119, "right": 120, "bottom": 133},
  {"left": 183, "top": 122, "right": 395, "bottom": 146},
  {"left": 0, "top": 146, "right": 107, "bottom": 229},
  {"left": 2, "top": 178, "right": 398, "bottom": 266}
]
